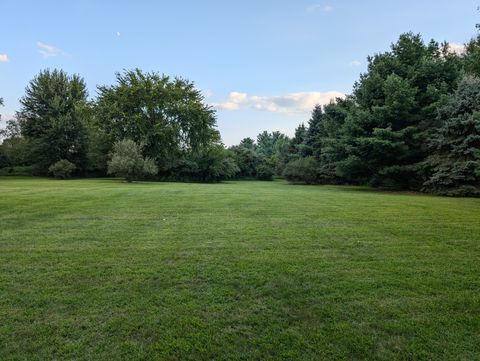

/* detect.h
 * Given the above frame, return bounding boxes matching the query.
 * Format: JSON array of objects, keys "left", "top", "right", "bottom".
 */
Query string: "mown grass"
[{"left": 0, "top": 177, "right": 479, "bottom": 360}]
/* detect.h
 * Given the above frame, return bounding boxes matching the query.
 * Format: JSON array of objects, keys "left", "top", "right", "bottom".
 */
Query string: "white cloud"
[
  {"left": 116, "top": 31, "right": 121, "bottom": 37},
  {"left": 37, "top": 41, "right": 70, "bottom": 58},
  {"left": 350, "top": 60, "right": 361, "bottom": 66},
  {"left": 214, "top": 91, "right": 345, "bottom": 114},
  {"left": 307, "top": 4, "right": 333, "bottom": 12},
  {"left": 0, "top": 54, "right": 8, "bottom": 62},
  {"left": 214, "top": 92, "right": 248, "bottom": 110},
  {"left": 447, "top": 43, "right": 466, "bottom": 55}
]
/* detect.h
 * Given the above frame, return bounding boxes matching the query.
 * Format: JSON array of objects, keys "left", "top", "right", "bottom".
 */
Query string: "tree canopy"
[
  {"left": 15, "top": 69, "right": 89, "bottom": 174},
  {"left": 96, "top": 69, "right": 220, "bottom": 176},
  {"left": 1, "top": 24, "right": 479, "bottom": 195}
]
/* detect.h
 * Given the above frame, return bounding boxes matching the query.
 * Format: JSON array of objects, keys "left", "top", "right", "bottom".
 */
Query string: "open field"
[{"left": 0, "top": 177, "right": 479, "bottom": 360}]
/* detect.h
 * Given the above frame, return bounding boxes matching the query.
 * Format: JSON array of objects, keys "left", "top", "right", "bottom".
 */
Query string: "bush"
[
  {"left": 142, "top": 157, "right": 158, "bottom": 179},
  {"left": 107, "top": 139, "right": 158, "bottom": 182},
  {"left": 256, "top": 163, "right": 274, "bottom": 181},
  {"left": 0, "top": 165, "right": 34, "bottom": 176},
  {"left": 181, "top": 146, "right": 239, "bottom": 182},
  {"left": 283, "top": 157, "right": 320, "bottom": 184},
  {"left": 48, "top": 159, "right": 76, "bottom": 179}
]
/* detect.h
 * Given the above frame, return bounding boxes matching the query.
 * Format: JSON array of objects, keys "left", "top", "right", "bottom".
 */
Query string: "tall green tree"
[
  {"left": 256, "top": 131, "right": 290, "bottom": 173},
  {"left": 96, "top": 69, "right": 220, "bottom": 175},
  {"left": 333, "top": 33, "right": 462, "bottom": 188},
  {"left": 423, "top": 76, "right": 480, "bottom": 196},
  {"left": 229, "top": 138, "right": 259, "bottom": 178},
  {"left": 465, "top": 24, "right": 480, "bottom": 75},
  {"left": 16, "top": 69, "right": 89, "bottom": 173},
  {"left": 314, "top": 97, "right": 353, "bottom": 183},
  {"left": 304, "top": 105, "right": 324, "bottom": 155},
  {"left": 288, "top": 123, "right": 308, "bottom": 161}
]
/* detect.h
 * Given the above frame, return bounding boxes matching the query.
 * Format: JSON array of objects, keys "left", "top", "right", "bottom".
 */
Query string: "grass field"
[{"left": 0, "top": 177, "right": 479, "bottom": 360}]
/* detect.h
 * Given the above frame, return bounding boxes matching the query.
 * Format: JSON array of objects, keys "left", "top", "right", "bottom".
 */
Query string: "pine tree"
[
  {"left": 288, "top": 123, "right": 308, "bottom": 160},
  {"left": 304, "top": 105, "right": 324, "bottom": 155},
  {"left": 423, "top": 76, "right": 480, "bottom": 196}
]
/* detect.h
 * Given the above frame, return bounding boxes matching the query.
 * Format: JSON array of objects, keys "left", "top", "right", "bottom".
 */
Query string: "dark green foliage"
[
  {"left": 0, "top": 137, "right": 32, "bottom": 168},
  {"left": 465, "top": 34, "right": 480, "bottom": 75},
  {"left": 107, "top": 139, "right": 158, "bottom": 182},
  {"left": 288, "top": 123, "right": 309, "bottom": 160},
  {"left": 423, "top": 76, "right": 480, "bottom": 196},
  {"left": 2, "top": 26, "right": 480, "bottom": 194},
  {"left": 96, "top": 69, "right": 220, "bottom": 176},
  {"left": 229, "top": 140, "right": 260, "bottom": 178},
  {"left": 314, "top": 98, "right": 353, "bottom": 183},
  {"left": 341, "top": 34, "right": 463, "bottom": 188},
  {"left": 1, "top": 117, "right": 38, "bottom": 172},
  {"left": 85, "top": 127, "right": 110, "bottom": 176},
  {"left": 48, "top": 159, "right": 76, "bottom": 179},
  {"left": 283, "top": 156, "right": 321, "bottom": 184},
  {"left": 230, "top": 132, "right": 290, "bottom": 179},
  {"left": 0, "top": 165, "right": 33, "bottom": 176},
  {"left": 285, "top": 33, "right": 470, "bottom": 193},
  {"left": 0, "top": 147, "right": 9, "bottom": 168},
  {"left": 16, "top": 69, "right": 89, "bottom": 174},
  {"left": 304, "top": 104, "right": 324, "bottom": 155},
  {"left": 256, "top": 162, "right": 274, "bottom": 181},
  {"left": 180, "top": 145, "right": 239, "bottom": 182},
  {"left": 239, "top": 137, "right": 256, "bottom": 150},
  {"left": 2, "top": 69, "right": 236, "bottom": 183},
  {"left": 256, "top": 131, "right": 289, "bottom": 159},
  {"left": 256, "top": 131, "right": 290, "bottom": 174}
]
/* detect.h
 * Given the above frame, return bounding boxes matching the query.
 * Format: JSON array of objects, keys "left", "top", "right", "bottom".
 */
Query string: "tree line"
[
  {"left": 229, "top": 28, "right": 480, "bottom": 196},
  {"left": 0, "top": 69, "right": 239, "bottom": 182},
  {"left": 1, "top": 26, "right": 479, "bottom": 196}
]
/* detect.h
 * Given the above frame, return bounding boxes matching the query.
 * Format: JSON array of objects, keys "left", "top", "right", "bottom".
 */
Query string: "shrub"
[
  {"left": 256, "top": 163, "right": 274, "bottom": 181},
  {"left": 142, "top": 157, "right": 159, "bottom": 179},
  {"left": 283, "top": 156, "right": 320, "bottom": 184},
  {"left": 0, "top": 166, "right": 34, "bottom": 176},
  {"left": 182, "top": 146, "right": 239, "bottom": 182},
  {"left": 107, "top": 139, "right": 158, "bottom": 182},
  {"left": 108, "top": 139, "right": 158, "bottom": 182},
  {"left": 48, "top": 159, "right": 76, "bottom": 179}
]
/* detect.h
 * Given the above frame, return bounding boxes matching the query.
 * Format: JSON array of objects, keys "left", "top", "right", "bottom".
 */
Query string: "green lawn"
[{"left": 0, "top": 177, "right": 479, "bottom": 360}]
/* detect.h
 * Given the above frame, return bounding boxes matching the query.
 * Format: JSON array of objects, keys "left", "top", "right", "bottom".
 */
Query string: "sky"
[{"left": 0, "top": 0, "right": 478, "bottom": 145}]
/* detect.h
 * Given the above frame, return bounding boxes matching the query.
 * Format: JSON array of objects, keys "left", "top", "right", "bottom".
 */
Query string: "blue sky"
[{"left": 0, "top": 0, "right": 478, "bottom": 145}]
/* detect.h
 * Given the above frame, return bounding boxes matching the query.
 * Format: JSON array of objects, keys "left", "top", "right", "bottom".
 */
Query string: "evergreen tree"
[
  {"left": 288, "top": 123, "right": 308, "bottom": 160},
  {"left": 229, "top": 138, "right": 259, "bottom": 178},
  {"left": 315, "top": 98, "right": 353, "bottom": 183},
  {"left": 465, "top": 29, "right": 480, "bottom": 75},
  {"left": 336, "top": 33, "right": 463, "bottom": 188},
  {"left": 304, "top": 105, "right": 324, "bottom": 155},
  {"left": 423, "top": 76, "right": 480, "bottom": 196}
]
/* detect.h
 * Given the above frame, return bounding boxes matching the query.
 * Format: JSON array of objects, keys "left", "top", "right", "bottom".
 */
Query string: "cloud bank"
[
  {"left": 0, "top": 54, "right": 8, "bottom": 62},
  {"left": 214, "top": 91, "right": 345, "bottom": 114}
]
